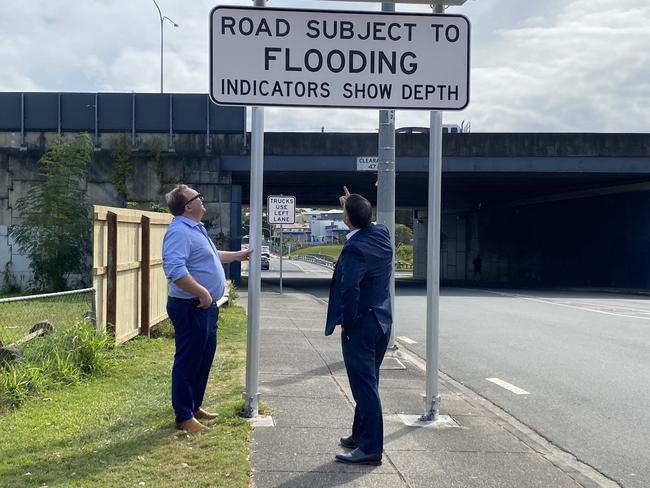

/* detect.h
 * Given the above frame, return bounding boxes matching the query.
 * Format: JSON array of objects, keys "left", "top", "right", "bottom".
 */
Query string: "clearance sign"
[{"left": 209, "top": 6, "right": 470, "bottom": 110}]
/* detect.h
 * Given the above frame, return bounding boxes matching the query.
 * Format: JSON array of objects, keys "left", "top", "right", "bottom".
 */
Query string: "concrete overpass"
[
  {"left": 223, "top": 132, "right": 650, "bottom": 288},
  {"left": 1, "top": 92, "right": 649, "bottom": 289}
]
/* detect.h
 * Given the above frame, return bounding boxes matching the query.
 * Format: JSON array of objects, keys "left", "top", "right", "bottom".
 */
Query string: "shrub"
[
  {"left": 0, "top": 321, "right": 115, "bottom": 409},
  {"left": 395, "top": 223, "right": 413, "bottom": 246},
  {"left": 9, "top": 134, "right": 93, "bottom": 291},
  {"left": 0, "top": 364, "right": 46, "bottom": 408},
  {"left": 395, "top": 244, "right": 413, "bottom": 270},
  {"left": 227, "top": 282, "right": 239, "bottom": 307}
]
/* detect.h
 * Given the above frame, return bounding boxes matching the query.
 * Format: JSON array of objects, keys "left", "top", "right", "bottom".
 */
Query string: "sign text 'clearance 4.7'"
[{"left": 210, "top": 6, "right": 470, "bottom": 110}]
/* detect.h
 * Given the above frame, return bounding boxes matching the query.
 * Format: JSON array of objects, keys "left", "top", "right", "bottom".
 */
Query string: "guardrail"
[{"left": 292, "top": 254, "right": 336, "bottom": 270}]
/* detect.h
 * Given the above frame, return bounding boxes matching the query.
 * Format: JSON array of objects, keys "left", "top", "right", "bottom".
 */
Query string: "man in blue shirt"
[{"left": 163, "top": 184, "right": 251, "bottom": 431}]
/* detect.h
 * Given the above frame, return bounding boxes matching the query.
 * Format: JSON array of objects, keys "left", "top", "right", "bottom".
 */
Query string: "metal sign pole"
[
  {"left": 280, "top": 224, "right": 283, "bottom": 294},
  {"left": 377, "top": 1, "right": 397, "bottom": 351},
  {"left": 422, "top": 2, "right": 444, "bottom": 423},
  {"left": 243, "top": 0, "right": 266, "bottom": 420}
]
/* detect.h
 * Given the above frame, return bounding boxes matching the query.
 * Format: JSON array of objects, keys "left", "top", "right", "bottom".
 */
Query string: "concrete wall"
[
  {"left": 0, "top": 131, "right": 244, "bottom": 289},
  {"left": 413, "top": 211, "right": 471, "bottom": 283}
]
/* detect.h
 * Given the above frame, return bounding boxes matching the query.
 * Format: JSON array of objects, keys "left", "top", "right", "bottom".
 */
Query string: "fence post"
[
  {"left": 106, "top": 211, "right": 118, "bottom": 336},
  {"left": 141, "top": 215, "right": 151, "bottom": 338}
]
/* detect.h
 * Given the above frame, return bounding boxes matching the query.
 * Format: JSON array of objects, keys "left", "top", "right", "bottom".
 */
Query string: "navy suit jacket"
[{"left": 325, "top": 224, "right": 393, "bottom": 336}]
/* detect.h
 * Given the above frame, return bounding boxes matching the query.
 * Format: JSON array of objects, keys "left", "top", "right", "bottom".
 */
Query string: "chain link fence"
[{"left": 0, "top": 288, "right": 95, "bottom": 347}]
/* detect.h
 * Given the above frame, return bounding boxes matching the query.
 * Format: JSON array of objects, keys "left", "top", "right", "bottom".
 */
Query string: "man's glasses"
[{"left": 185, "top": 193, "right": 204, "bottom": 206}]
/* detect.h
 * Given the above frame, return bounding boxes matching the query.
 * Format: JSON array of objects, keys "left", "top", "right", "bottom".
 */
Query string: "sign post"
[
  {"left": 210, "top": 0, "right": 470, "bottom": 422},
  {"left": 268, "top": 195, "right": 296, "bottom": 296},
  {"left": 240, "top": 0, "right": 266, "bottom": 420},
  {"left": 422, "top": 2, "right": 446, "bottom": 422}
]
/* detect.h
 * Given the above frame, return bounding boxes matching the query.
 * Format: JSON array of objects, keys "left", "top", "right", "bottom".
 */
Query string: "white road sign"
[
  {"left": 268, "top": 195, "right": 296, "bottom": 225},
  {"left": 357, "top": 156, "right": 378, "bottom": 171},
  {"left": 210, "top": 6, "right": 470, "bottom": 110}
]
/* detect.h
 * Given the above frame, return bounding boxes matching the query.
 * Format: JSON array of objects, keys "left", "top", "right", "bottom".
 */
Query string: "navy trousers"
[
  {"left": 167, "top": 299, "right": 219, "bottom": 423},
  {"left": 341, "top": 313, "right": 391, "bottom": 455}
]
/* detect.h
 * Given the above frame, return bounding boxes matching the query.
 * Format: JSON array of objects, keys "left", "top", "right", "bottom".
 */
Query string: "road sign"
[
  {"left": 267, "top": 195, "right": 296, "bottom": 224},
  {"left": 357, "top": 156, "right": 378, "bottom": 171},
  {"left": 326, "top": 0, "right": 468, "bottom": 4},
  {"left": 210, "top": 6, "right": 470, "bottom": 110}
]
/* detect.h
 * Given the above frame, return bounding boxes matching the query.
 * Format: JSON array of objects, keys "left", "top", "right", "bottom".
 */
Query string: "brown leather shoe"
[
  {"left": 194, "top": 408, "right": 219, "bottom": 420},
  {"left": 176, "top": 417, "right": 208, "bottom": 432}
]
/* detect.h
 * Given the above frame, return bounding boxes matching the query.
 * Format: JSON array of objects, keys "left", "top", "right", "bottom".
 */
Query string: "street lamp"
[{"left": 151, "top": 0, "right": 178, "bottom": 93}]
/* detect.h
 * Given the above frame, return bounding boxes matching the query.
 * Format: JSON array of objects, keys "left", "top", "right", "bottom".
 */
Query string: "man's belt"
[{"left": 168, "top": 296, "right": 200, "bottom": 304}]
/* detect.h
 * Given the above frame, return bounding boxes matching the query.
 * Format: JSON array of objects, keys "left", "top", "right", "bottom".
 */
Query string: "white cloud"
[{"left": 0, "top": 0, "right": 648, "bottom": 132}]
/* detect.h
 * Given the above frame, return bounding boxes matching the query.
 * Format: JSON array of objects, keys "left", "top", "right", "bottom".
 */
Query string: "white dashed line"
[
  {"left": 397, "top": 336, "right": 417, "bottom": 344},
  {"left": 477, "top": 289, "right": 650, "bottom": 321},
  {"left": 486, "top": 377, "right": 530, "bottom": 395}
]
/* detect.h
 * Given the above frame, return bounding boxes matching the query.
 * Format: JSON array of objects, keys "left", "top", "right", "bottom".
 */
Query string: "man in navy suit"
[{"left": 326, "top": 187, "right": 393, "bottom": 466}]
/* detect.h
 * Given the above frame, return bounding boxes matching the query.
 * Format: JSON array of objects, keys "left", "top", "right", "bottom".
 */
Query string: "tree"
[
  {"left": 9, "top": 134, "right": 93, "bottom": 291},
  {"left": 395, "top": 223, "right": 413, "bottom": 246}
]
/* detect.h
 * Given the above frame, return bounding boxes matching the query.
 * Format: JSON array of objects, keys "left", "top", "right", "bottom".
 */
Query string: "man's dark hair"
[
  {"left": 165, "top": 184, "right": 189, "bottom": 216},
  {"left": 345, "top": 194, "right": 372, "bottom": 229}
]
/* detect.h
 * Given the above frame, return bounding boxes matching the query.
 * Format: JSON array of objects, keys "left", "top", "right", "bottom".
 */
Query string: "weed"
[{"left": 0, "top": 321, "right": 115, "bottom": 409}]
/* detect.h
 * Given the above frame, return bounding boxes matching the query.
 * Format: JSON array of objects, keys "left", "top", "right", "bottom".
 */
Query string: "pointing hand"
[{"left": 339, "top": 185, "right": 351, "bottom": 207}]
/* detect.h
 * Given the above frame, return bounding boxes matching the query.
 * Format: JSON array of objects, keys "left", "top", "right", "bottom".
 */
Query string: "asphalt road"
[
  {"left": 258, "top": 263, "right": 650, "bottom": 488},
  {"left": 392, "top": 287, "right": 650, "bottom": 488}
]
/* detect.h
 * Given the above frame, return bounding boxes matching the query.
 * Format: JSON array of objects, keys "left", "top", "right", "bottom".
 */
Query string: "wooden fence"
[{"left": 93, "top": 206, "right": 173, "bottom": 344}]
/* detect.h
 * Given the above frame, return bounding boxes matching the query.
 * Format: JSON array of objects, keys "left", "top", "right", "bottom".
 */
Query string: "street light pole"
[{"left": 152, "top": 0, "right": 178, "bottom": 93}]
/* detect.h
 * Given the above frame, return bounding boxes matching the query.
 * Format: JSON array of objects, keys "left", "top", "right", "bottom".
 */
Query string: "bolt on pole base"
[
  {"left": 242, "top": 392, "right": 261, "bottom": 419},
  {"left": 385, "top": 343, "right": 400, "bottom": 355},
  {"left": 419, "top": 394, "right": 441, "bottom": 422}
]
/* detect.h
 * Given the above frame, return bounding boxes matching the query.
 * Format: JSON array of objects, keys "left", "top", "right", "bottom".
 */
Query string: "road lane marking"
[
  {"left": 288, "top": 260, "right": 305, "bottom": 272},
  {"left": 397, "top": 336, "right": 417, "bottom": 344},
  {"left": 477, "top": 289, "right": 650, "bottom": 321},
  {"left": 486, "top": 377, "right": 530, "bottom": 395}
]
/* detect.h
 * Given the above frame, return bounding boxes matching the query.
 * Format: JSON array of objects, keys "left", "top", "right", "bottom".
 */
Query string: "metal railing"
[{"left": 292, "top": 254, "right": 336, "bottom": 270}]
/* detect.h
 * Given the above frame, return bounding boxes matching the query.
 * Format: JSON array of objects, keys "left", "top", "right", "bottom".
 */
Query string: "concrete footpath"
[{"left": 245, "top": 291, "right": 618, "bottom": 488}]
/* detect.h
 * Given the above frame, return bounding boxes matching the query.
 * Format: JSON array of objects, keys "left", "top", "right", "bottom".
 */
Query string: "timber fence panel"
[
  {"left": 149, "top": 218, "right": 171, "bottom": 329},
  {"left": 92, "top": 211, "right": 108, "bottom": 332},
  {"left": 92, "top": 206, "right": 173, "bottom": 344}
]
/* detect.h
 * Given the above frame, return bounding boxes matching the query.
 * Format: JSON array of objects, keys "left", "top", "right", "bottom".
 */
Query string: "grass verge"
[
  {"left": 290, "top": 244, "right": 343, "bottom": 261},
  {"left": 0, "top": 305, "right": 251, "bottom": 488}
]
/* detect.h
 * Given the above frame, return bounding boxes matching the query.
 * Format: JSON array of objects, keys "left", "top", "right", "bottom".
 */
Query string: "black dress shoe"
[
  {"left": 339, "top": 435, "right": 358, "bottom": 449},
  {"left": 335, "top": 448, "right": 382, "bottom": 465}
]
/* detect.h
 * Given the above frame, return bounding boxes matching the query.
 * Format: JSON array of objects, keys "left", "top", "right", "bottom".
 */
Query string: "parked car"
[
  {"left": 261, "top": 245, "right": 270, "bottom": 258},
  {"left": 261, "top": 256, "right": 270, "bottom": 270}
]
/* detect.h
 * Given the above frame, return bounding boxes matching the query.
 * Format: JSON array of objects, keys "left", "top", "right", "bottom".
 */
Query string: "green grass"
[
  {"left": 291, "top": 244, "right": 413, "bottom": 270},
  {"left": 0, "top": 321, "right": 115, "bottom": 408},
  {"left": 0, "top": 292, "right": 92, "bottom": 345},
  {"left": 0, "top": 306, "right": 251, "bottom": 488},
  {"left": 290, "top": 244, "right": 343, "bottom": 261}
]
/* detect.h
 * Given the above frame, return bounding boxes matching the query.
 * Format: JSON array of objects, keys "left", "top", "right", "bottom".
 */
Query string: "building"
[{"left": 303, "top": 209, "right": 348, "bottom": 243}]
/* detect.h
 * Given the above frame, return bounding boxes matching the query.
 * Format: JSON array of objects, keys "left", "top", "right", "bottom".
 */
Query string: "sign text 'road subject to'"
[{"left": 210, "top": 6, "right": 470, "bottom": 110}]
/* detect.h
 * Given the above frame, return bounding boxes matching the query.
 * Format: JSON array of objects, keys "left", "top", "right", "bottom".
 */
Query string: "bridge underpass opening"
[{"left": 233, "top": 171, "right": 650, "bottom": 289}]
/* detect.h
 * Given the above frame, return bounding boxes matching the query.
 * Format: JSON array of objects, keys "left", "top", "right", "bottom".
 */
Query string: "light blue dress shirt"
[{"left": 162, "top": 216, "right": 226, "bottom": 301}]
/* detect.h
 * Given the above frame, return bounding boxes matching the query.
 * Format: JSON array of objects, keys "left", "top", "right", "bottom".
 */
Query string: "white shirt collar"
[{"left": 346, "top": 228, "right": 360, "bottom": 240}]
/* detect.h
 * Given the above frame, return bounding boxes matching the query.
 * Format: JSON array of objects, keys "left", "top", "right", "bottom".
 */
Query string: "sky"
[{"left": 1, "top": 0, "right": 649, "bottom": 133}]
